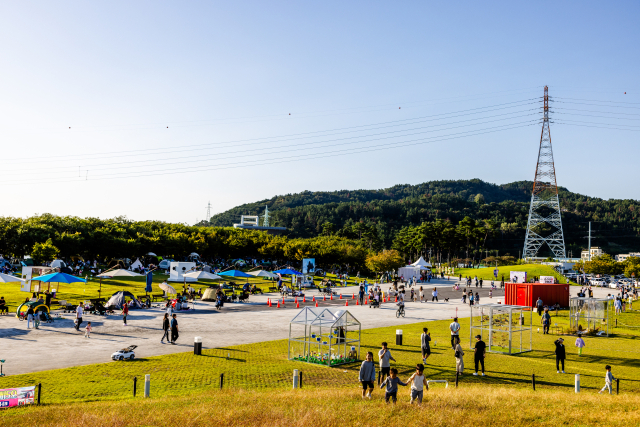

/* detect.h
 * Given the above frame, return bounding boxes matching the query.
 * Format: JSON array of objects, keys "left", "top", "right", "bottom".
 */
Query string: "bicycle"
[{"left": 396, "top": 304, "right": 405, "bottom": 318}]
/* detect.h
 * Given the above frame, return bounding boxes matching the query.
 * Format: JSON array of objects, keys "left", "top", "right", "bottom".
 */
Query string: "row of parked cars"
[{"left": 565, "top": 273, "right": 637, "bottom": 289}]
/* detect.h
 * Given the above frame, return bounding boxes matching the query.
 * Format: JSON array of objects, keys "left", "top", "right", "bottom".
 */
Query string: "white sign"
[
  {"left": 539, "top": 276, "right": 555, "bottom": 284},
  {"left": 510, "top": 271, "right": 527, "bottom": 283}
]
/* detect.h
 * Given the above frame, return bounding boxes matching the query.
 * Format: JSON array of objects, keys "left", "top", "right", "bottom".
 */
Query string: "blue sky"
[{"left": 1, "top": 1, "right": 638, "bottom": 223}]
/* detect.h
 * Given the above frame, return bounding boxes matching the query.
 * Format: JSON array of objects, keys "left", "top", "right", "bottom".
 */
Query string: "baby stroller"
[
  {"left": 92, "top": 301, "right": 107, "bottom": 316},
  {"left": 369, "top": 297, "right": 380, "bottom": 309},
  {"left": 215, "top": 296, "right": 225, "bottom": 310},
  {"left": 39, "top": 311, "right": 54, "bottom": 323}
]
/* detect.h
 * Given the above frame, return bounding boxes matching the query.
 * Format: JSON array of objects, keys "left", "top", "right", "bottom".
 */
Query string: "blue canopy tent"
[
  {"left": 273, "top": 268, "right": 302, "bottom": 275},
  {"left": 31, "top": 272, "right": 86, "bottom": 294},
  {"left": 218, "top": 269, "right": 253, "bottom": 278}
]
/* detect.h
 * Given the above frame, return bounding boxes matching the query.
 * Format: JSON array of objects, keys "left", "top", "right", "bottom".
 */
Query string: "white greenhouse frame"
[
  {"left": 569, "top": 297, "right": 611, "bottom": 337},
  {"left": 288, "top": 307, "right": 361, "bottom": 367},
  {"left": 470, "top": 304, "right": 532, "bottom": 355}
]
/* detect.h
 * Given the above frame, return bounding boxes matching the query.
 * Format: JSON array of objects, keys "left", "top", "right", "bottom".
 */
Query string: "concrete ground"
[{"left": 0, "top": 279, "right": 613, "bottom": 376}]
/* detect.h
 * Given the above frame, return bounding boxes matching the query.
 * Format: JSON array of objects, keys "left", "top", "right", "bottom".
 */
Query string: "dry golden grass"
[{"left": 0, "top": 386, "right": 635, "bottom": 427}]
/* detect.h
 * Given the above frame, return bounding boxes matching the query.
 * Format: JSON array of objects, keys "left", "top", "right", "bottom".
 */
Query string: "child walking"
[
  {"left": 407, "top": 364, "right": 428, "bottom": 404},
  {"left": 380, "top": 368, "right": 407, "bottom": 404},
  {"left": 599, "top": 365, "right": 616, "bottom": 394},
  {"left": 575, "top": 336, "right": 585, "bottom": 356},
  {"left": 85, "top": 321, "right": 92, "bottom": 338}
]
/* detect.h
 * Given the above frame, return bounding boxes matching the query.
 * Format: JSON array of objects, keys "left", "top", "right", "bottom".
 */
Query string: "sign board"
[
  {"left": 510, "top": 271, "right": 527, "bottom": 283},
  {"left": 0, "top": 386, "right": 36, "bottom": 409},
  {"left": 539, "top": 276, "right": 555, "bottom": 284},
  {"left": 302, "top": 258, "right": 316, "bottom": 274},
  {"left": 493, "top": 268, "right": 499, "bottom": 278}
]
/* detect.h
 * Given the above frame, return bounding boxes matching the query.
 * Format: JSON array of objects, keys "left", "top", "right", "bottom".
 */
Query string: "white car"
[{"left": 111, "top": 345, "right": 137, "bottom": 361}]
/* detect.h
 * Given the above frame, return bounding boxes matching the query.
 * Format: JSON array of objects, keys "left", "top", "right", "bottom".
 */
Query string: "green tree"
[
  {"left": 365, "top": 250, "right": 405, "bottom": 274},
  {"left": 31, "top": 238, "right": 60, "bottom": 264}
]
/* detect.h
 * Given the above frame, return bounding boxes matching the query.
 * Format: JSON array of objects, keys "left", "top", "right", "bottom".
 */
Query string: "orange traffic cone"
[
  {"left": 315, "top": 302, "right": 318, "bottom": 307},
  {"left": 356, "top": 300, "right": 359, "bottom": 305},
  {"left": 330, "top": 294, "right": 333, "bottom": 300},
  {"left": 340, "top": 294, "right": 343, "bottom": 299},
  {"left": 312, "top": 296, "right": 315, "bottom": 302},
  {"left": 267, "top": 298, "right": 271, "bottom": 307},
  {"left": 296, "top": 302, "right": 299, "bottom": 308},
  {"left": 345, "top": 300, "right": 349, "bottom": 306},
  {"left": 303, "top": 296, "right": 306, "bottom": 303},
  {"left": 395, "top": 296, "right": 398, "bottom": 303},
  {"left": 277, "top": 301, "right": 280, "bottom": 308},
  {"left": 352, "top": 293, "right": 355, "bottom": 299}
]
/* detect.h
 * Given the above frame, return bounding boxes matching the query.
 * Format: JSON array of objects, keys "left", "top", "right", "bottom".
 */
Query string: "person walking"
[
  {"left": 378, "top": 342, "right": 396, "bottom": 384},
  {"left": 419, "top": 286, "right": 424, "bottom": 303},
  {"left": 161, "top": 313, "right": 170, "bottom": 343},
  {"left": 469, "top": 292, "right": 474, "bottom": 306},
  {"left": 536, "top": 297, "right": 544, "bottom": 316},
  {"left": 122, "top": 302, "right": 129, "bottom": 326},
  {"left": 407, "top": 364, "right": 428, "bottom": 405},
  {"left": 475, "top": 292, "right": 480, "bottom": 305},
  {"left": 358, "top": 351, "right": 376, "bottom": 399},
  {"left": 449, "top": 317, "right": 460, "bottom": 349},
  {"left": 473, "top": 335, "right": 486, "bottom": 376},
  {"left": 170, "top": 313, "right": 179, "bottom": 344},
  {"left": 75, "top": 304, "right": 84, "bottom": 331},
  {"left": 379, "top": 368, "right": 407, "bottom": 404},
  {"left": 554, "top": 338, "right": 566, "bottom": 373},
  {"left": 575, "top": 336, "right": 585, "bottom": 356},
  {"left": 359, "top": 284, "right": 365, "bottom": 306},
  {"left": 598, "top": 365, "right": 616, "bottom": 394},
  {"left": 541, "top": 308, "right": 551, "bottom": 334},
  {"left": 454, "top": 336, "right": 464, "bottom": 375},
  {"left": 26, "top": 306, "right": 35, "bottom": 329},
  {"left": 431, "top": 287, "right": 438, "bottom": 302},
  {"left": 421, "top": 328, "right": 431, "bottom": 363},
  {"left": 85, "top": 321, "right": 92, "bottom": 338}
]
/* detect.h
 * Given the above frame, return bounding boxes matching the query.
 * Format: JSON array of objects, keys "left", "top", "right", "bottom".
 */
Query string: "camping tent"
[
  {"left": 107, "top": 291, "right": 142, "bottom": 309},
  {"left": 130, "top": 258, "right": 144, "bottom": 271}
]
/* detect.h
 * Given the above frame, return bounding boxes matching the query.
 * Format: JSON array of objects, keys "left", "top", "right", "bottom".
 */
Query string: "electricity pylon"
[{"left": 522, "top": 86, "right": 566, "bottom": 259}]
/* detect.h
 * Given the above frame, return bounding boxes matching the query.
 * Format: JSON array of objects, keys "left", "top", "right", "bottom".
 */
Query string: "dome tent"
[{"left": 107, "top": 291, "right": 142, "bottom": 309}]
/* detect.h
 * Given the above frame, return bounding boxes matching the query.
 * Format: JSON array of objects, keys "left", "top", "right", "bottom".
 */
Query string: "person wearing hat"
[
  {"left": 554, "top": 337, "right": 566, "bottom": 373},
  {"left": 473, "top": 335, "right": 486, "bottom": 376}
]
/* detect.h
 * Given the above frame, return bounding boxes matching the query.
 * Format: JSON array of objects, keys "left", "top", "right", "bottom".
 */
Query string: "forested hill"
[{"left": 208, "top": 179, "right": 640, "bottom": 256}]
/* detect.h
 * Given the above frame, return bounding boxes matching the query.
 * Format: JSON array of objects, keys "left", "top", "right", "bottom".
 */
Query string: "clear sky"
[{"left": 1, "top": 1, "right": 638, "bottom": 224}]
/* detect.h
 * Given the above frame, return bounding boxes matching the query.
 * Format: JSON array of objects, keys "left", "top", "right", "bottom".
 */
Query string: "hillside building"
[
  {"left": 581, "top": 247, "right": 604, "bottom": 261},
  {"left": 615, "top": 252, "right": 640, "bottom": 262}
]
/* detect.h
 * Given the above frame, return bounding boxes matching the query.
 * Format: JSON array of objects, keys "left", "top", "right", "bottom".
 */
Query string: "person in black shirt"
[
  {"left": 473, "top": 335, "right": 486, "bottom": 376},
  {"left": 161, "top": 313, "right": 170, "bottom": 343},
  {"left": 554, "top": 338, "right": 566, "bottom": 373}
]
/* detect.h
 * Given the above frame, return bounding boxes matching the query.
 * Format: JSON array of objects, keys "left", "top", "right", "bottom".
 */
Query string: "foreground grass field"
[
  {"left": 1, "top": 307, "right": 638, "bottom": 406},
  {"left": 1, "top": 386, "right": 637, "bottom": 427}
]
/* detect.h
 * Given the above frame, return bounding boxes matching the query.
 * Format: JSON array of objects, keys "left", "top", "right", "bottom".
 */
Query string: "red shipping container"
[{"left": 505, "top": 282, "right": 570, "bottom": 308}]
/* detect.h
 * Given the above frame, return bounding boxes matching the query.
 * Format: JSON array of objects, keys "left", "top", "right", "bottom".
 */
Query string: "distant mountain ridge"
[{"left": 208, "top": 179, "right": 638, "bottom": 255}]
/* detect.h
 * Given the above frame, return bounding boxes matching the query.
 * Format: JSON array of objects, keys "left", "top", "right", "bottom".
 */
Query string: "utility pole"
[
  {"left": 588, "top": 222, "right": 591, "bottom": 261},
  {"left": 205, "top": 201, "right": 212, "bottom": 225}
]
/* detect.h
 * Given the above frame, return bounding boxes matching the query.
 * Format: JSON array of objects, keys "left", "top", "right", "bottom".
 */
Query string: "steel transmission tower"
[{"left": 522, "top": 86, "right": 566, "bottom": 259}]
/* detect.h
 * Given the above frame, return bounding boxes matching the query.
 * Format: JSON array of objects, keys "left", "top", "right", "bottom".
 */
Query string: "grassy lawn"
[
  {"left": 0, "top": 387, "right": 638, "bottom": 427},
  {"left": 0, "top": 272, "right": 360, "bottom": 314},
  {"left": 0, "top": 307, "right": 638, "bottom": 406},
  {"left": 453, "top": 264, "right": 570, "bottom": 283}
]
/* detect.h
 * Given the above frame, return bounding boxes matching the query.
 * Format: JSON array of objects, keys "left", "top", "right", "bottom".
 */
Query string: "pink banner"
[{"left": 0, "top": 386, "right": 36, "bottom": 409}]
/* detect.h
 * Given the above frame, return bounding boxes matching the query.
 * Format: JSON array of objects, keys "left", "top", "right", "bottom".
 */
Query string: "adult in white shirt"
[
  {"left": 432, "top": 287, "right": 439, "bottom": 302},
  {"left": 449, "top": 317, "right": 461, "bottom": 349},
  {"left": 75, "top": 304, "right": 84, "bottom": 331}
]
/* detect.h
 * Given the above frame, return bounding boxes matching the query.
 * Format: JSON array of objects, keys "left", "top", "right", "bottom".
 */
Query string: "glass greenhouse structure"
[
  {"left": 569, "top": 297, "right": 611, "bottom": 337},
  {"left": 470, "top": 303, "right": 532, "bottom": 355},
  {"left": 288, "top": 307, "right": 361, "bottom": 367}
]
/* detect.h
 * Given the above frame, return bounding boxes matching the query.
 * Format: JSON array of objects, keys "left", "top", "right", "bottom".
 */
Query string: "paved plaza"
[{"left": 0, "top": 279, "right": 612, "bottom": 376}]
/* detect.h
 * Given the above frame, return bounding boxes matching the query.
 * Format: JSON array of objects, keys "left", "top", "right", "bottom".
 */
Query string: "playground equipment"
[
  {"left": 288, "top": 307, "right": 361, "bottom": 367},
  {"left": 16, "top": 300, "right": 50, "bottom": 319}
]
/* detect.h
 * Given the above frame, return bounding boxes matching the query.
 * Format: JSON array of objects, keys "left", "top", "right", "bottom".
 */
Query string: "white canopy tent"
[
  {"left": 411, "top": 256, "right": 432, "bottom": 269},
  {"left": 248, "top": 270, "right": 278, "bottom": 279},
  {"left": 183, "top": 271, "right": 221, "bottom": 280},
  {"left": 97, "top": 269, "right": 144, "bottom": 278}
]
